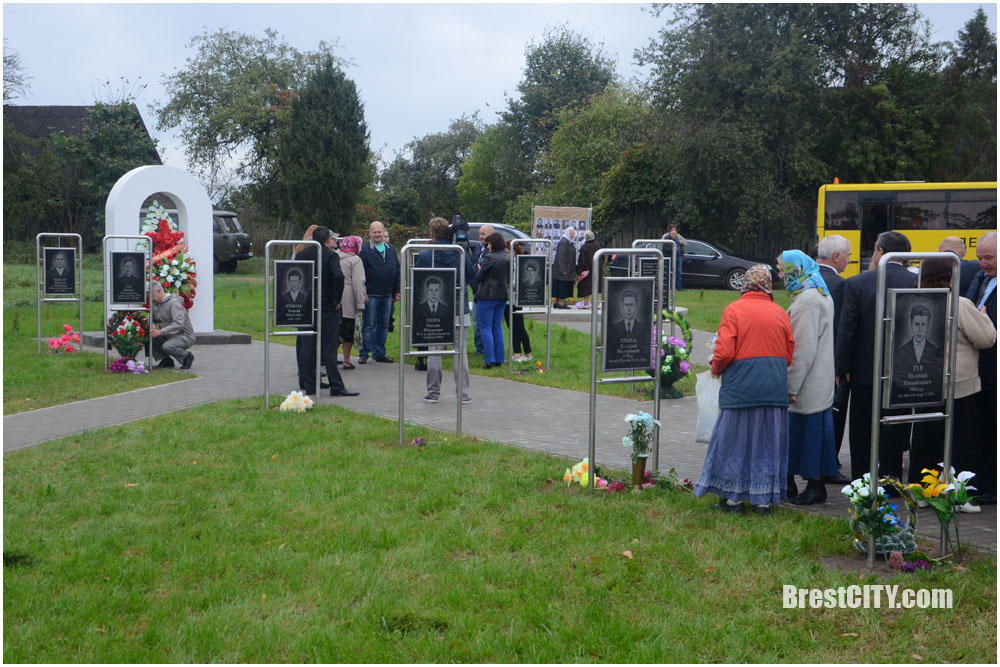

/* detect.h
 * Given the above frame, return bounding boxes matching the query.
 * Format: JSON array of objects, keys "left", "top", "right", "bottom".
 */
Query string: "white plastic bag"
[{"left": 695, "top": 371, "right": 721, "bottom": 443}]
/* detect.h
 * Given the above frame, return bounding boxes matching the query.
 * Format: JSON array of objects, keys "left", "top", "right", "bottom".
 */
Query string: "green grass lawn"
[{"left": 3, "top": 401, "right": 995, "bottom": 663}]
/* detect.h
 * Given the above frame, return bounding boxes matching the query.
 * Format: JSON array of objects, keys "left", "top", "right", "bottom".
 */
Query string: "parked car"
[
  {"left": 138, "top": 208, "right": 254, "bottom": 273},
  {"left": 609, "top": 239, "right": 776, "bottom": 291},
  {"left": 467, "top": 222, "right": 533, "bottom": 256}
]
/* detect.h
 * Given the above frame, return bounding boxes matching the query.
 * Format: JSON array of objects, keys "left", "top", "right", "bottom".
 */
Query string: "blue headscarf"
[{"left": 781, "top": 249, "right": 829, "bottom": 297}]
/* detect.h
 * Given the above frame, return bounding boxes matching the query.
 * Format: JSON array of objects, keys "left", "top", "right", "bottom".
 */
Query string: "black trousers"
[
  {"left": 909, "top": 394, "right": 980, "bottom": 484},
  {"left": 505, "top": 305, "right": 531, "bottom": 355},
  {"left": 296, "top": 307, "right": 345, "bottom": 393},
  {"left": 832, "top": 380, "right": 850, "bottom": 461},
  {"left": 848, "top": 384, "right": 908, "bottom": 480},
  {"left": 976, "top": 378, "right": 997, "bottom": 497}
]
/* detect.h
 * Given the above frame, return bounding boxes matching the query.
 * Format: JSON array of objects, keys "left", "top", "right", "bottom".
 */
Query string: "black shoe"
[
  {"left": 756, "top": 506, "right": 772, "bottom": 516},
  {"left": 786, "top": 476, "right": 798, "bottom": 500},
  {"left": 320, "top": 381, "right": 330, "bottom": 389},
  {"left": 790, "top": 483, "right": 827, "bottom": 506},
  {"left": 375, "top": 356, "right": 394, "bottom": 363},
  {"left": 331, "top": 389, "right": 360, "bottom": 397},
  {"left": 180, "top": 352, "right": 194, "bottom": 370},
  {"left": 415, "top": 357, "right": 427, "bottom": 371},
  {"left": 155, "top": 357, "right": 175, "bottom": 369},
  {"left": 715, "top": 499, "right": 745, "bottom": 514},
  {"left": 358, "top": 356, "right": 368, "bottom": 365},
  {"left": 822, "top": 474, "right": 852, "bottom": 485}
]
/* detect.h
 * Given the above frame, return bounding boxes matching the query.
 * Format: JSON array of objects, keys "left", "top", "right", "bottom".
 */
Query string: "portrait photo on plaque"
[
  {"left": 411, "top": 268, "right": 456, "bottom": 347},
  {"left": 602, "top": 277, "right": 654, "bottom": 372},
  {"left": 43, "top": 247, "right": 76, "bottom": 295},
  {"left": 885, "top": 288, "right": 949, "bottom": 408},
  {"left": 274, "top": 260, "right": 314, "bottom": 327},
  {"left": 516, "top": 255, "right": 546, "bottom": 307},
  {"left": 111, "top": 251, "right": 146, "bottom": 304}
]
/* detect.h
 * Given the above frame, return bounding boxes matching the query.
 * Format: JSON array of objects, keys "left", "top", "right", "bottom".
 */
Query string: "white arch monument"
[{"left": 105, "top": 165, "right": 214, "bottom": 332}]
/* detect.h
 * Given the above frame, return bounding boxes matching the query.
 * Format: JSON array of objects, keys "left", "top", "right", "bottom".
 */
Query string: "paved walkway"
[{"left": 4, "top": 318, "right": 994, "bottom": 552}]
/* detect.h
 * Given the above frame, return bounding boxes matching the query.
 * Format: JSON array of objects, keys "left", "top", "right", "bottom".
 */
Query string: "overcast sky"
[{"left": 4, "top": 1, "right": 997, "bottom": 175}]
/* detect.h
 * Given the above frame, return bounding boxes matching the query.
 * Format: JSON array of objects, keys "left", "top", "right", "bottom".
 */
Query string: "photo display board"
[
  {"left": 885, "top": 288, "right": 949, "bottom": 408},
  {"left": 110, "top": 251, "right": 146, "bottom": 305},
  {"left": 533, "top": 205, "right": 591, "bottom": 253},
  {"left": 274, "top": 260, "right": 314, "bottom": 327},
  {"left": 515, "top": 255, "right": 546, "bottom": 307},
  {"left": 602, "top": 277, "right": 655, "bottom": 372},
  {"left": 411, "top": 267, "right": 456, "bottom": 347},
  {"left": 43, "top": 247, "right": 76, "bottom": 296}
]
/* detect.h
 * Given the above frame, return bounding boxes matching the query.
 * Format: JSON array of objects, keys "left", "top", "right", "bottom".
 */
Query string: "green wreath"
[{"left": 849, "top": 476, "right": 919, "bottom": 556}]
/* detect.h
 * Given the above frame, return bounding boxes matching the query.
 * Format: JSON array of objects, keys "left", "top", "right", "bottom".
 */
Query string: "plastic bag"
[{"left": 695, "top": 371, "right": 721, "bottom": 443}]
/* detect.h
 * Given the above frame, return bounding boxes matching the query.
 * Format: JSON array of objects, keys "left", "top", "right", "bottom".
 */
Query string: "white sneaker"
[
  {"left": 523, "top": 354, "right": 533, "bottom": 361},
  {"left": 916, "top": 499, "right": 929, "bottom": 508},
  {"left": 959, "top": 501, "right": 982, "bottom": 514},
  {"left": 512, "top": 354, "right": 523, "bottom": 362},
  {"left": 461, "top": 396, "right": 473, "bottom": 404}
]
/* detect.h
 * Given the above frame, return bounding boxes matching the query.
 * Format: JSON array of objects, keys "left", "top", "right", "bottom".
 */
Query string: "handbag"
[{"left": 695, "top": 371, "right": 721, "bottom": 443}]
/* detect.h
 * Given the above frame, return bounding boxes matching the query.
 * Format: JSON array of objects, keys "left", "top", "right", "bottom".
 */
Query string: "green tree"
[
  {"left": 278, "top": 57, "right": 370, "bottom": 231},
  {"left": 379, "top": 114, "right": 482, "bottom": 225},
  {"left": 457, "top": 122, "right": 532, "bottom": 222},
  {"left": 3, "top": 39, "right": 31, "bottom": 102},
  {"left": 156, "top": 28, "right": 343, "bottom": 207}
]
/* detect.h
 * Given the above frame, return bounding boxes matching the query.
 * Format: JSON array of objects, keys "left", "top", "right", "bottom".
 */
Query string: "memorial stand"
[
  {"left": 36, "top": 233, "right": 83, "bottom": 354},
  {"left": 102, "top": 235, "right": 153, "bottom": 370},
  {"left": 587, "top": 247, "right": 665, "bottom": 486},
  {"left": 399, "top": 243, "right": 467, "bottom": 445},
  {"left": 508, "top": 238, "right": 553, "bottom": 373},
  {"left": 263, "top": 240, "right": 322, "bottom": 408},
  {"left": 868, "top": 251, "right": 961, "bottom": 566}
]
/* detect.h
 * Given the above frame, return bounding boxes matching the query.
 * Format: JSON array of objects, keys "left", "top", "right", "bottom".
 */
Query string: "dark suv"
[
  {"left": 467, "top": 222, "right": 532, "bottom": 256},
  {"left": 212, "top": 210, "right": 254, "bottom": 273}
]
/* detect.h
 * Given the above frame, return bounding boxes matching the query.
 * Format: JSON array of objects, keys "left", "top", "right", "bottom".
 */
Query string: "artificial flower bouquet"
[
  {"left": 623, "top": 410, "right": 661, "bottom": 464},
  {"left": 48, "top": 324, "right": 80, "bottom": 354},
  {"left": 106, "top": 311, "right": 150, "bottom": 360},
  {"left": 842, "top": 474, "right": 918, "bottom": 556},
  {"left": 279, "top": 391, "right": 314, "bottom": 413}
]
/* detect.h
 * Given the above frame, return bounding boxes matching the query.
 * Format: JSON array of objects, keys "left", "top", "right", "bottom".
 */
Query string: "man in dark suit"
[
  {"left": 835, "top": 231, "right": 914, "bottom": 481},
  {"left": 606, "top": 288, "right": 651, "bottom": 369},
  {"left": 413, "top": 276, "right": 451, "bottom": 345},
  {"left": 816, "top": 234, "right": 852, "bottom": 484},
  {"left": 939, "top": 236, "right": 980, "bottom": 297},
  {"left": 967, "top": 231, "right": 997, "bottom": 504},
  {"left": 277, "top": 268, "right": 309, "bottom": 325},
  {"left": 295, "top": 226, "right": 358, "bottom": 398},
  {"left": 891, "top": 303, "right": 944, "bottom": 404}
]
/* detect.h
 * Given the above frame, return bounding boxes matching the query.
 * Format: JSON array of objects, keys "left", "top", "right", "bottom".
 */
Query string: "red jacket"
[{"left": 712, "top": 291, "right": 795, "bottom": 409}]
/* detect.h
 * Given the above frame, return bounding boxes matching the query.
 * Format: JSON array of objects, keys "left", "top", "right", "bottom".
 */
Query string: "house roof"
[{"left": 3, "top": 104, "right": 161, "bottom": 164}]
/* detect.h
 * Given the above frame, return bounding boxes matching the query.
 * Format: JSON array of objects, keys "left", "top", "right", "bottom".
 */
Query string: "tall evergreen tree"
[{"left": 279, "top": 57, "right": 371, "bottom": 230}]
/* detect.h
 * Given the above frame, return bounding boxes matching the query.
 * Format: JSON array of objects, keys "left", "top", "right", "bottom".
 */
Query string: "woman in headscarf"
[
  {"left": 780, "top": 250, "right": 838, "bottom": 505},
  {"left": 693, "top": 265, "right": 795, "bottom": 515},
  {"left": 336, "top": 235, "right": 367, "bottom": 369},
  {"left": 575, "top": 230, "right": 601, "bottom": 308},
  {"left": 552, "top": 226, "right": 578, "bottom": 309}
]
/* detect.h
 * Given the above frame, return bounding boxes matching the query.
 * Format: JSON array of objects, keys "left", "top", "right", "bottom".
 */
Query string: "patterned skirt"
[{"left": 693, "top": 406, "right": 789, "bottom": 506}]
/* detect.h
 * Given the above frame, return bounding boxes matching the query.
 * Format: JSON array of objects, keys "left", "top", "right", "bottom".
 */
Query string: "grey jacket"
[
  {"left": 554, "top": 237, "right": 577, "bottom": 281},
  {"left": 336, "top": 251, "right": 367, "bottom": 320},
  {"left": 152, "top": 293, "right": 195, "bottom": 347},
  {"left": 786, "top": 288, "right": 835, "bottom": 415}
]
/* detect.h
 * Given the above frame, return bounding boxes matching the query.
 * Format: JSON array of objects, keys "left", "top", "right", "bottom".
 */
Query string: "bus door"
[{"left": 859, "top": 195, "right": 894, "bottom": 271}]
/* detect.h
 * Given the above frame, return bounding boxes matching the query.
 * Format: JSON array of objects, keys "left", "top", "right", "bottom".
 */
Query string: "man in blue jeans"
[{"left": 358, "top": 220, "right": 401, "bottom": 363}]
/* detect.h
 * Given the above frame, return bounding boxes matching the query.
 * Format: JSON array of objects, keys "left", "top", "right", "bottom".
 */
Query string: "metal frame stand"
[
  {"left": 399, "top": 242, "right": 467, "bottom": 445},
  {"left": 588, "top": 247, "right": 665, "bottom": 486},
  {"left": 868, "top": 251, "right": 961, "bottom": 566},
  {"left": 263, "top": 240, "right": 322, "bottom": 409},
  {"left": 102, "top": 235, "right": 153, "bottom": 370},
  {"left": 36, "top": 233, "right": 83, "bottom": 353},
  {"left": 508, "top": 238, "right": 553, "bottom": 373},
  {"left": 636, "top": 238, "right": 678, "bottom": 330}
]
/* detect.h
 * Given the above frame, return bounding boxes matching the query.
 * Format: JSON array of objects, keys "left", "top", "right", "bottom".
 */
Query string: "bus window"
[
  {"left": 824, "top": 191, "right": 858, "bottom": 230},
  {"left": 946, "top": 190, "right": 997, "bottom": 229},
  {"left": 896, "top": 191, "right": 946, "bottom": 230},
  {"left": 861, "top": 203, "right": 891, "bottom": 270}
]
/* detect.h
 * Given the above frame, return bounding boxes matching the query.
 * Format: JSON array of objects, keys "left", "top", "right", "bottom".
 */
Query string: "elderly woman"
[
  {"left": 693, "top": 265, "right": 795, "bottom": 515},
  {"left": 552, "top": 226, "right": 577, "bottom": 309},
  {"left": 780, "top": 250, "right": 838, "bottom": 505},
  {"left": 910, "top": 258, "right": 996, "bottom": 512},
  {"left": 336, "top": 235, "right": 367, "bottom": 369},
  {"left": 575, "top": 230, "right": 601, "bottom": 308}
]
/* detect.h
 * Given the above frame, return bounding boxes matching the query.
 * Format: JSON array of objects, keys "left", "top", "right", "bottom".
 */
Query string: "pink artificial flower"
[
  {"left": 48, "top": 338, "right": 61, "bottom": 350},
  {"left": 63, "top": 324, "right": 73, "bottom": 333}
]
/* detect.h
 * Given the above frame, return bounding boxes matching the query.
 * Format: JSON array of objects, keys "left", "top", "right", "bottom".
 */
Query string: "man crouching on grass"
[{"left": 150, "top": 281, "right": 195, "bottom": 369}]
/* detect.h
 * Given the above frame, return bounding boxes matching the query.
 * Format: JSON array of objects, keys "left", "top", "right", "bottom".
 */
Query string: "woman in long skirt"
[
  {"left": 693, "top": 265, "right": 795, "bottom": 515},
  {"left": 552, "top": 226, "right": 577, "bottom": 309}
]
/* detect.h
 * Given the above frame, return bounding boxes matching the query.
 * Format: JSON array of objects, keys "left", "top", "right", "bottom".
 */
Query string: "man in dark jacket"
[
  {"left": 836, "top": 231, "right": 913, "bottom": 481},
  {"left": 415, "top": 217, "right": 477, "bottom": 403},
  {"left": 358, "top": 221, "right": 400, "bottom": 363},
  {"left": 296, "top": 226, "right": 358, "bottom": 397},
  {"left": 816, "top": 234, "right": 852, "bottom": 484},
  {"left": 967, "top": 231, "right": 996, "bottom": 504}
]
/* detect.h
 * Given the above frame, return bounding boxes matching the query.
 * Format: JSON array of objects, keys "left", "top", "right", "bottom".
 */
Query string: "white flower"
[
  {"left": 841, "top": 485, "right": 853, "bottom": 496},
  {"left": 956, "top": 470, "right": 976, "bottom": 483},
  {"left": 279, "top": 390, "right": 314, "bottom": 413},
  {"left": 165, "top": 276, "right": 174, "bottom": 284},
  {"left": 171, "top": 259, "right": 179, "bottom": 266},
  {"left": 858, "top": 487, "right": 870, "bottom": 497}
]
